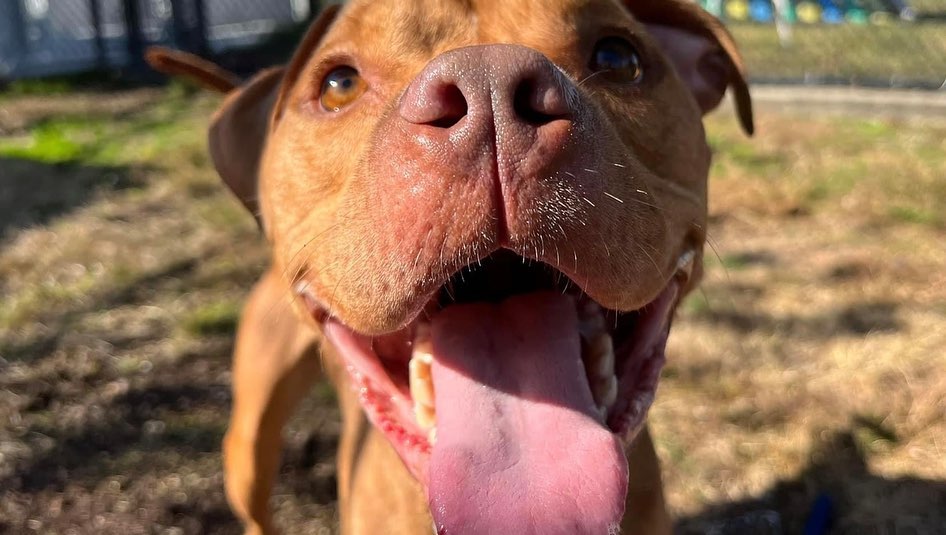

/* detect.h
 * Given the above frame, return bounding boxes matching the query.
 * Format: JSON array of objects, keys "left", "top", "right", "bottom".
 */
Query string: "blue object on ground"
[{"left": 804, "top": 493, "right": 834, "bottom": 535}]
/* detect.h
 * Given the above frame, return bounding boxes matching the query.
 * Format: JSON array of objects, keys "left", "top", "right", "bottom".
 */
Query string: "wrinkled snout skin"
[{"left": 260, "top": 0, "right": 710, "bottom": 335}]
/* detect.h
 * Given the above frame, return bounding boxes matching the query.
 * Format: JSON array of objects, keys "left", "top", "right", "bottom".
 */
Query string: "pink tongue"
[{"left": 428, "top": 292, "right": 628, "bottom": 535}]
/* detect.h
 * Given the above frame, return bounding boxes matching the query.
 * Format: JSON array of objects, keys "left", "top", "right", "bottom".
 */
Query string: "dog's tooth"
[
  {"left": 415, "top": 403, "right": 436, "bottom": 431},
  {"left": 577, "top": 299, "right": 606, "bottom": 339},
  {"left": 590, "top": 334, "right": 615, "bottom": 379},
  {"left": 409, "top": 357, "right": 435, "bottom": 408},
  {"left": 412, "top": 322, "right": 434, "bottom": 362},
  {"left": 591, "top": 375, "right": 618, "bottom": 418},
  {"left": 428, "top": 427, "right": 437, "bottom": 445},
  {"left": 676, "top": 249, "right": 696, "bottom": 278},
  {"left": 579, "top": 316, "right": 606, "bottom": 340},
  {"left": 411, "top": 321, "right": 437, "bottom": 431},
  {"left": 599, "top": 375, "right": 618, "bottom": 409}
]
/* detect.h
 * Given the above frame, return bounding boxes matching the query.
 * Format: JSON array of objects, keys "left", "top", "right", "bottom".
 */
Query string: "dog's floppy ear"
[
  {"left": 145, "top": 46, "right": 241, "bottom": 93},
  {"left": 206, "top": 5, "right": 341, "bottom": 220},
  {"left": 208, "top": 67, "right": 285, "bottom": 219},
  {"left": 624, "top": 0, "right": 754, "bottom": 135}
]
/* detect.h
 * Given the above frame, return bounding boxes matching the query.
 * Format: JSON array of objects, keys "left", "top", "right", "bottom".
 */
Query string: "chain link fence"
[
  {"left": 0, "top": 0, "right": 321, "bottom": 79},
  {"left": 1, "top": 0, "right": 944, "bottom": 88},
  {"left": 715, "top": 0, "right": 946, "bottom": 88}
]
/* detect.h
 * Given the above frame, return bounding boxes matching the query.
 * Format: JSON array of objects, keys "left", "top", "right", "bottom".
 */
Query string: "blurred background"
[{"left": 0, "top": 0, "right": 944, "bottom": 533}]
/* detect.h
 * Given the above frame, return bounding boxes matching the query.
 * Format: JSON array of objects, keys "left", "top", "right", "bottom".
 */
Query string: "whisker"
[
  {"left": 638, "top": 243, "right": 662, "bottom": 279},
  {"left": 576, "top": 69, "right": 610, "bottom": 88},
  {"left": 603, "top": 191, "right": 624, "bottom": 203}
]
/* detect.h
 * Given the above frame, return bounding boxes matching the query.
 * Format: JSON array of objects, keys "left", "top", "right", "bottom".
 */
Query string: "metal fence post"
[
  {"left": 122, "top": 0, "right": 144, "bottom": 69},
  {"left": 9, "top": 0, "right": 28, "bottom": 50},
  {"left": 194, "top": 0, "right": 210, "bottom": 56},
  {"left": 89, "top": 0, "right": 108, "bottom": 69}
]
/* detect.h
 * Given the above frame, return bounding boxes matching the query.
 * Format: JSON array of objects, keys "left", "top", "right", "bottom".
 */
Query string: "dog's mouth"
[{"left": 300, "top": 248, "right": 694, "bottom": 534}]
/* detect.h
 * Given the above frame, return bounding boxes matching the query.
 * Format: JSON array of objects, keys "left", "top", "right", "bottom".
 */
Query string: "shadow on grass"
[
  {"left": 0, "top": 256, "right": 199, "bottom": 363},
  {"left": 0, "top": 156, "right": 145, "bottom": 239},
  {"left": 694, "top": 300, "right": 903, "bottom": 338},
  {"left": 677, "top": 430, "right": 946, "bottom": 534},
  {"left": 9, "top": 381, "right": 231, "bottom": 493}
]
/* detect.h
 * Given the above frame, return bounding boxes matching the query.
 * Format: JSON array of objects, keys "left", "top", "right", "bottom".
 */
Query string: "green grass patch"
[
  {"left": 706, "top": 111, "right": 946, "bottom": 222},
  {"left": 804, "top": 160, "right": 864, "bottom": 202},
  {"left": 1, "top": 78, "right": 76, "bottom": 97},
  {"left": 180, "top": 301, "right": 242, "bottom": 336},
  {"left": 888, "top": 205, "right": 942, "bottom": 227},
  {"left": 0, "top": 91, "right": 209, "bottom": 167},
  {"left": 680, "top": 291, "right": 712, "bottom": 316},
  {"left": 0, "top": 121, "right": 87, "bottom": 163},
  {"left": 853, "top": 414, "right": 899, "bottom": 454}
]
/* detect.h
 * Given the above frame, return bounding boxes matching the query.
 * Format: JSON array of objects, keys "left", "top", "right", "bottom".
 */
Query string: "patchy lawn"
[{"left": 0, "top": 87, "right": 944, "bottom": 534}]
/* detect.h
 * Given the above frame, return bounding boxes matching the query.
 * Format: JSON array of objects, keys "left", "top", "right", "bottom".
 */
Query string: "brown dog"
[{"left": 149, "top": 1, "right": 752, "bottom": 533}]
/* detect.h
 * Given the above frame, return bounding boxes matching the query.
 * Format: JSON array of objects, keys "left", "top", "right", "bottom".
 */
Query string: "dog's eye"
[
  {"left": 320, "top": 66, "right": 367, "bottom": 112},
  {"left": 590, "top": 37, "right": 642, "bottom": 80}
]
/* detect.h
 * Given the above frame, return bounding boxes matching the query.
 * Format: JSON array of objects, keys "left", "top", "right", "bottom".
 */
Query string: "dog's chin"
[{"left": 298, "top": 249, "right": 694, "bottom": 533}]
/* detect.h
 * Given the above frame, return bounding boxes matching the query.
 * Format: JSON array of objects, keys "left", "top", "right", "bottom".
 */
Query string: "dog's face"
[{"left": 211, "top": 0, "right": 751, "bottom": 532}]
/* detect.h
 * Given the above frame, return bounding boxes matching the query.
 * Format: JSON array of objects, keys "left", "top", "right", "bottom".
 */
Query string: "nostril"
[
  {"left": 400, "top": 79, "right": 470, "bottom": 128},
  {"left": 513, "top": 77, "right": 571, "bottom": 126},
  {"left": 428, "top": 84, "right": 468, "bottom": 128}
]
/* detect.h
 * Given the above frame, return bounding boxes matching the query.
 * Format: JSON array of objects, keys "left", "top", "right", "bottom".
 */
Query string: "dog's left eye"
[
  {"left": 320, "top": 66, "right": 368, "bottom": 112},
  {"left": 590, "top": 37, "right": 642, "bottom": 80}
]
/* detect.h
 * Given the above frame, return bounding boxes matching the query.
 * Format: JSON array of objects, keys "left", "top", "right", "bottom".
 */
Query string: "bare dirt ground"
[{"left": 0, "top": 87, "right": 943, "bottom": 534}]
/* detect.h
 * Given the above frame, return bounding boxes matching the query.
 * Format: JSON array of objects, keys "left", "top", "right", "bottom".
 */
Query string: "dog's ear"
[
  {"left": 624, "top": 0, "right": 754, "bottom": 135},
  {"left": 145, "top": 46, "right": 241, "bottom": 93},
  {"left": 206, "top": 5, "right": 340, "bottom": 220},
  {"left": 208, "top": 66, "right": 285, "bottom": 219}
]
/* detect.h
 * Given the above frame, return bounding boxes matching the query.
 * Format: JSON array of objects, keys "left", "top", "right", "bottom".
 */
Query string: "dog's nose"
[{"left": 399, "top": 44, "right": 574, "bottom": 130}]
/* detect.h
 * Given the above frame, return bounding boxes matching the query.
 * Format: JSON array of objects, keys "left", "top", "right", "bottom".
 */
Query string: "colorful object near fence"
[{"left": 701, "top": 0, "right": 913, "bottom": 23}]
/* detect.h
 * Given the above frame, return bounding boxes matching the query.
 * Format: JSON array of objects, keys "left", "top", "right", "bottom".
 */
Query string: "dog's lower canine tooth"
[
  {"left": 411, "top": 322, "right": 436, "bottom": 428},
  {"left": 415, "top": 403, "right": 436, "bottom": 430},
  {"left": 412, "top": 322, "right": 434, "bottom": 362},
  {"left": 409, "top": 356, "right": 435, "bottom": 408}
]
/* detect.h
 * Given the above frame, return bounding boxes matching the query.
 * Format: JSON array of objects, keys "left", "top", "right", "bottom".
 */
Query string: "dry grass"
[
  {"left": 664, "top": 109, "right": 946, "bottom": 533},
  {"left": 0, "top": 87, "right": 943, "bottom": 533}
]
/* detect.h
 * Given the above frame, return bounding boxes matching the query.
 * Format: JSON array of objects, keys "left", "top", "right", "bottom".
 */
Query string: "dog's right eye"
[
  {"left": 320, "top": 66, "right": 367, "bottom": 112},
  {"left": 590, "top": 37, "right": 643, "bottom": 81}
]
